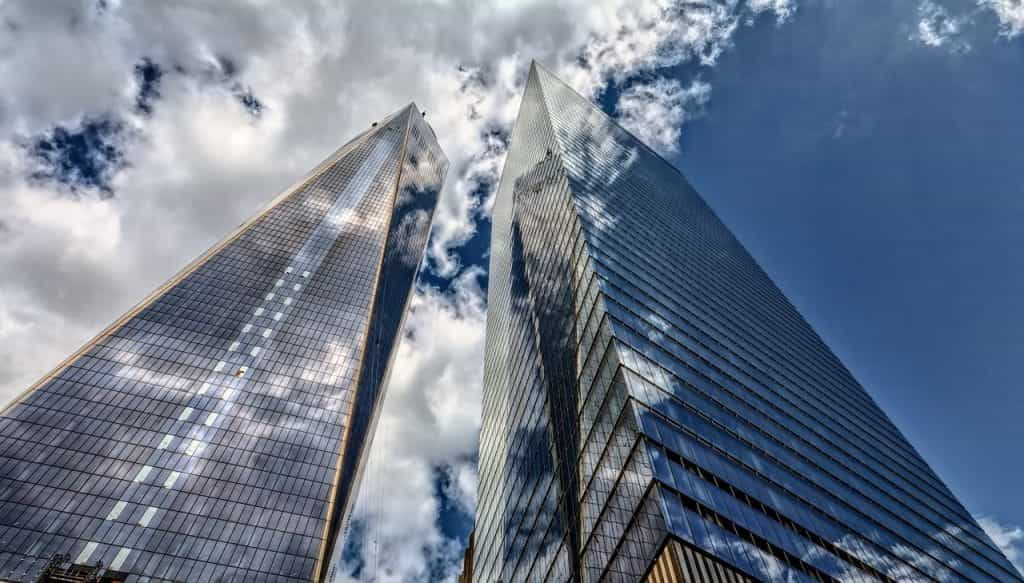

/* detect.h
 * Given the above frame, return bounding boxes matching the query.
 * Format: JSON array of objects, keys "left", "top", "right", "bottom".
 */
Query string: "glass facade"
[
  {"left": 473, "top": 62, "right": 1022, "bottom": 582},
  {"left": 0, "top": 104, "right": 447, "bottom": 583}
]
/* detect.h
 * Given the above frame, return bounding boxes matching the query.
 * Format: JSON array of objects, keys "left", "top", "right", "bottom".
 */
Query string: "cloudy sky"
[{"left": 1, "top": 0, "right": 1022, "bottom": 580}]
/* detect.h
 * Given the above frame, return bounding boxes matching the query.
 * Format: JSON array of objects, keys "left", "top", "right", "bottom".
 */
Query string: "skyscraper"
[
  {"left": 473, "top": 62, "right": 1021, "bottom": 582},
  {"left": 0, "top": 104, "right": 447, "bottom": 583}
]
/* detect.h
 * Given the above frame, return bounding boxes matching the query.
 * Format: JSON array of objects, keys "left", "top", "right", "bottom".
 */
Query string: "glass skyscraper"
[
  {"left": 0, "top": 104, "right": 447, "bottom": 583},
  {"left": 473, "top": 62, "right": 1021, "bottom": 582}
]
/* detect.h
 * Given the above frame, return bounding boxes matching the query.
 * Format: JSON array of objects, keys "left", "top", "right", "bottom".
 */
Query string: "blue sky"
[{"left": 0, "top": 0, "right": 1021, "bottom": 580}]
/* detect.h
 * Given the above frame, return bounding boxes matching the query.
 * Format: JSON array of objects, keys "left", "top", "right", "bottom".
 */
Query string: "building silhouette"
[
  {"left": 471, "top": 62, "right": 1021, "bottom": 582},
  {"left": 0, "top": 104, "right": 447, "bottom": 583}
]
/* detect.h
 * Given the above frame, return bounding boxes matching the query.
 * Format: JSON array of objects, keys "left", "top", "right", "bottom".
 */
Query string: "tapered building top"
[
  {"left": 0, "top": 103, "right": 447, "bottom": 583},
  {"left": 473, "top": 63, "right": 1021, "bottom": 582}
]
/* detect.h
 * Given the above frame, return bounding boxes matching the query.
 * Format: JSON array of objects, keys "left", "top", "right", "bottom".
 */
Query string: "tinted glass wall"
[
  {"left": 0, "top": 104, "right": 447, "bottom": 583},
  {"left": 474, "top": 63, "right": 1021, "bottom": 583}
]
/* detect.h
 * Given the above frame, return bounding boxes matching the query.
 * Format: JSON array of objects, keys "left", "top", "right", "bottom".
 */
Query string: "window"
[
  {"left": 139, "top": 507, "right": 158, "bottom": 527},
  {"left": 75, "top": 541, "right": 99, "bottom": 564},
  {"left": 105, "top": 501, "right": 127, "bottom": 521},
  {"left": 164, "top": 471, "right": 181, "bottom": 488},
  {"left": 134, "top": 466, "right": 153, "bottom": 483},
  {"left": 110, "top": 548, "right": 131, "bottom": 570}
]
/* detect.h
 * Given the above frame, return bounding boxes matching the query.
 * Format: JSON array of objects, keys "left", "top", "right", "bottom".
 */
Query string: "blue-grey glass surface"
[
  {"left": 473, "top": 62, "right": 1021, "bottom": 583},
  {"left": 0, "top": 104, "right": 447, "bottom": 583}
]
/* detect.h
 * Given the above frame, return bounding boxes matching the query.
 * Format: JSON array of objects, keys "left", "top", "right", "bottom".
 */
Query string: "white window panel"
[
  {"left": 139, "top": 507, "right": 158, "bottom": 527},
  {"left": 205, "top": 412, "right": 218, "bottom": 426},
  {"left": 157, "top": 435, "right": 173, "bottom": 450},
  {"left": 273, "top": 312, "right": 283, "bottom": 321},
  {"left": 177, "top": 407, "right": 194, "bottom": 422},
  {"left": 228, "top": 342, "right": 240, "bottom": 352},
  {"left": 164, "top": 471, "right": 181, "bottom": 488},
  {"left": 262, "top": 328, "right": 272, "bottom": 338},
  {"left": 242, "top": 324, "right": 252, "bottom": 333},
  {"left": 133, "top": 466, "right": 153, "bottom": 483},
  {"left": 283, "top": 298, "right": 293, "bottom": 306},
  {"left": 105, "top": 500, "right": 127, "bottom": 521},
  {"left": 184, "top": 440, "right": 203, "bottom": 456},
  {"left": 110, "top": 548, "right": 132, "bottom": 570},
  {"left": 76, "top": 541, "right": 99, "bottom": 564}
]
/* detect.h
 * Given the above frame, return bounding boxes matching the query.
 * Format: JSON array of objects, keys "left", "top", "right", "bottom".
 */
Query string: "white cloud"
[
  {"left": 561, "top": 1, "right": 738, "bottom": 96},
  {"left": 913, "top": 0, "right": 972, "bottom": 52},
  {"left": 748, "top": 0, "right": 797, "bottom": 22},
  {"left": 910, "top": 0, "right": 1024, "bottom": 49},
  {"left": 980, "top": 0, "right": 1024, "bottom": 37},
  {"left": 616, "top": 77, "right": 711, "bottom": 155},
  {"left": 977, "top": 516, "right": 1024, "bottom": 575},
  {"left": 0, "top": 0, "right": 795, "bottom": 579},
  {"left": 341, "top": 268, "right": 486, "bottom": 582}
]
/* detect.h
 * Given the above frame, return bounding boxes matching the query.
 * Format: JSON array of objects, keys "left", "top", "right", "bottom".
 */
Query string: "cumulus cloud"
[
  {"left": 911, "top": 0, "right": 1024, "bottom": 48},
  {"left": 0, "top": 0, "right": 795, "bottom": 580},
  {"left": 616, "top": 77, "right": 711, "bottom": 155},
  {"left": 980, "top": 0, "right": 1024, "bottom": 37},
  {"left": 564, "top": 1, "right": 740, "bottom": 95},
  {"left": 977, "top": 517, "right": 1024, "bottom": 575},
  {"left": 913, "top": 0, "right": 972, "bottom": 52},
  {"left": 748, "top": 0, "right": 797, "bottom": 22},
  {"left": 340, "top": 268, "right": 486, "bottom": 582}
]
